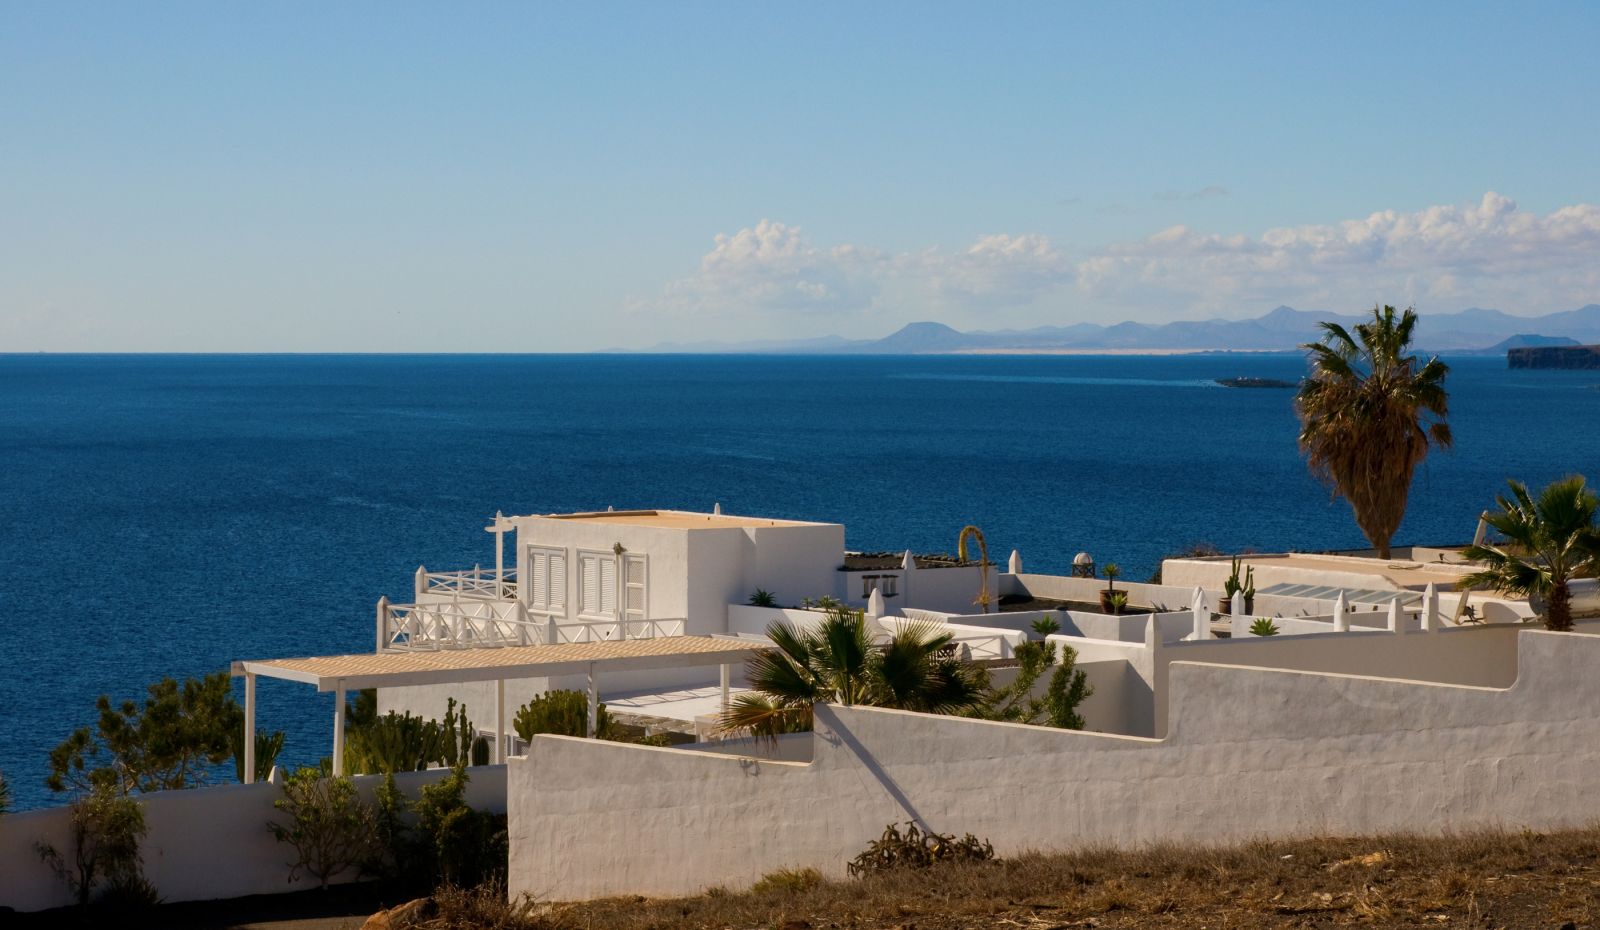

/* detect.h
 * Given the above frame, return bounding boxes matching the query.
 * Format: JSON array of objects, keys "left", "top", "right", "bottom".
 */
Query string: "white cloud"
[
  {"left": 642, "top": 220, "right": 1074, "bottom": 320},
  {"left": 1078, "top": 192, "right": 1600, "bottom": 315}
]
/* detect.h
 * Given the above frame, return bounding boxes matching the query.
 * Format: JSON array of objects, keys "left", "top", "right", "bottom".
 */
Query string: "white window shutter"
[
  {"left": 549, "top": 552, "right": 566, "bottom": 608},
  {"left": 600, "top": 559, "right": 617, "bottom": 614},
  {"left": 581, "top": 556, "right": 599, "bottom": 615},
  {"left": 531, "top": 554, "right": 548, "bottom": 608}
]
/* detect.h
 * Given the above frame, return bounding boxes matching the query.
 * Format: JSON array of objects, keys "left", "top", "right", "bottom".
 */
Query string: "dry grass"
[{"left": 522, "top": 826, "right": 1600, "bottom": 930}]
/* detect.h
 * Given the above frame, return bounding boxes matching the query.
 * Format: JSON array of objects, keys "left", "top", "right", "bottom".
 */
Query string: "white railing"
[
  {"left": 378, "top": 599, "right": 687, "bottom": 652},
  {"left": 417, "top": 566, "right": 519, "bottom": 601}
]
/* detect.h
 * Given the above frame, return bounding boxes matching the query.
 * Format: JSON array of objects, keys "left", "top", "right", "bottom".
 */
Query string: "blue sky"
[{"left": 3, "top": 2, "right": 1598, "bottom": 351}]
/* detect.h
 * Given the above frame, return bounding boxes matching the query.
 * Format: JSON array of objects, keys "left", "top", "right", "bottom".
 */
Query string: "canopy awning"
[{"left": 231, "top": 635, "right": 768, "bottom": 691}]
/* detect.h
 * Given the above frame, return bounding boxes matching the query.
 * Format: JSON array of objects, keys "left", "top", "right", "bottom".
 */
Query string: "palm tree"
[
  {"left": 957, "top": 524, "right": 992, "bottom": 613},
  {"left": 1295, "top": 305, "right": 1452, "bottom": 559},
  {"left": 718, "top": 606, "right": 986, "bottom": 738},
  {"left": 1458, "top": 475, "right": 1600, "bottom": 632}
]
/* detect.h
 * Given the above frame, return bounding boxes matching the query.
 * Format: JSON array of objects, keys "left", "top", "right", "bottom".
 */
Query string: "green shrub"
[
  {"left": 751, "top": 866, "right": 825, "bottom": 894},
  {"left": 232, "top": 727, "right": 285, "bottom": 784},
  {"left": 36, "top": 784, "right": 154, "bottom": 907},
  {"left": 413, "top": 762, "right": 507, "bottom": 888},
  {"left": 846, "top": 822, "right": 994, "bottom": 877},
  {"left": 748, "top": 589, "right": 778, "bottom": 607},
  {"left": 267, "top": 768, "right": 377, "bottom": 888},
  {"left": 514, "top": 689, "right": 611, "bottom": 740},
  {"left": 345, "top": 698, "right": 479, "bottom": 775},
  {"left": 1249, "top": 618, "right": 1281, "bottom": 636}
]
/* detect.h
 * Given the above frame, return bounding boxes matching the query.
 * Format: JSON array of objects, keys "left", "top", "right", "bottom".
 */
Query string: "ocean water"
[{"left": 2, "top": 352, "right": 1597, "bottom": 810}]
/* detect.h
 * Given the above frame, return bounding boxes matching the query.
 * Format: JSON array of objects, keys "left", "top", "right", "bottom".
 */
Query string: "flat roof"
[
  {"left": 233, "top": 636, "right": 769, "bottom": 691},
  {"left": 533, "top": 509, "right": 835, "bottom": 530}
]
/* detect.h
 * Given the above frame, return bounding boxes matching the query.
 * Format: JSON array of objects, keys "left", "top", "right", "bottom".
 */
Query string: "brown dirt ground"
[{"left": 14, "top": 826, "right": 1600, "bottom": 929}]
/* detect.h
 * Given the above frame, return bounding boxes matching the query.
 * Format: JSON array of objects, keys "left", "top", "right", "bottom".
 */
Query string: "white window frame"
[
  {"left": 576, "top": 549, "right": 618, "bottom": 621},
  {"left": 622, "top": 553, "right": 649, "bottom": 633},
  {"left": 524, "top": 546, "right": 568, "bottom": 616}
]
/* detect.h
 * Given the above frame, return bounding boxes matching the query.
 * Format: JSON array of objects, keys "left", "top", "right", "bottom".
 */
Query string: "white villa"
[{"left": 4, "top": 504, "right": 1599, "bottom": 911}]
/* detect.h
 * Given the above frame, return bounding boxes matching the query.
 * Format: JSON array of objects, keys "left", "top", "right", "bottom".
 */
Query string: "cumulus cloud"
[
  {"left": 644, "top": 220, "right": 1074, "bottom": 320},
  {"left": 1078, "top": 192, "right": 1600, "bottom": 315}
]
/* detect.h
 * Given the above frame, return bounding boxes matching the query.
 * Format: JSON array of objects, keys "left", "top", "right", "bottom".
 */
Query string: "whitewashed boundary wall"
[
  {"left": 507, "top": 630, "right": 1600, "bottom": 902},
  {"left": 0, "top": 766, "right": 505, "bottom": 913}
]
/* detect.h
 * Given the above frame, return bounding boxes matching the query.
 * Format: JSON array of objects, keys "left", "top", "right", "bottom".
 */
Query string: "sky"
[{"left": 2, "top": 2, "right": 1599, "bottom": 351}]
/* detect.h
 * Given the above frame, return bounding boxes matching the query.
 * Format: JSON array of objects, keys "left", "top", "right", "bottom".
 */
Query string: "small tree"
[
  {"left": 1460, "top": 475, "right": 1600, "bottom": 631},
  {"left": 36, "top": 784, "right": 153, "bottom": 907},
  {"left": 232, "top": 728, "right": 286, "bottom": 784},
  {"left": 267, "top": 768, "right": 376, "bottom": 888},
  {"left": 48, "top": 672, "right": 241, "bottom": 796},
  {"left": 972, "top": 639, "right": 1092, "bottom": 729}
]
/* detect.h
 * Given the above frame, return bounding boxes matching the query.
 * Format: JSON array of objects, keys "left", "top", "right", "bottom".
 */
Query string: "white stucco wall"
[
  {"left": 0, "top": 765, "right": 506, "bottom": 913},
  {"left": 506, "top": 629, "right": 1600, "bottom": 902}
]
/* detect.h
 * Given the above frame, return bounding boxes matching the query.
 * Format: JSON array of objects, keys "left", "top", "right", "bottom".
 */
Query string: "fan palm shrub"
[
  {"left": 1458, "top": 475, "right": 1600, "bottom": 632},
  {"left": 1295, "top": 305, "right": 1451, "bottom": 559},
  {"left": 718, "top": 605, "right": 986, "bottom": 738}
]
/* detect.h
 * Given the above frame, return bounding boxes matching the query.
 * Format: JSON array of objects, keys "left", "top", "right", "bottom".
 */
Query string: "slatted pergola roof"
[{"left": 230, "top": 636, "right": 769, "bottom": 781}]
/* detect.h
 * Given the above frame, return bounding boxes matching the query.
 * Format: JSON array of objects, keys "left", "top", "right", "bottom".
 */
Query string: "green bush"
[
  {"left": 1249, "top": 618, "right": 1281, "bottom": 636},
  {"left": 345, "top": 698, "right": 479, "bottom": 775},
  {"left": 267, "top": 768, "right": 377, "bottom": 888},
  {"left": 514, "top": 689, "right": 611, "bottom": 740},
  {"left": 847, "top": 822, "right": 994, "bottom": 877},
  {"left": 412, "top": 762, "right": 507, "bottom": 888},
  {"left": 232, "top": 727, "right": 285, "bottom": 784},
  {"left": 36, "top": 784, "right": 155, "bottom": 908},
  {"left": 748, "top": 588, "right": 778, "bottom": 607}
]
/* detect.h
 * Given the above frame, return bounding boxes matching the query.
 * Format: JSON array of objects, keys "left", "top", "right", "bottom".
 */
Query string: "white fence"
[
  {"left": 418, "top": 566, "right": 519, "bottom": 600},
  {"left": 380, "top": 600, "right": 686, "bottom": 651}
]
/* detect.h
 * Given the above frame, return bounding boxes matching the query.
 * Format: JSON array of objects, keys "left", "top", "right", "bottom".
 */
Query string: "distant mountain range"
[{"left": 637, "top": 304, "right": 1600, "bottom": 355}]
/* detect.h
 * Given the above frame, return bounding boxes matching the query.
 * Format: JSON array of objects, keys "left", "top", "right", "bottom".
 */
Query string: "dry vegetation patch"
[{"left": 470, "top": 827, "right": 1600, "bottom": 930}]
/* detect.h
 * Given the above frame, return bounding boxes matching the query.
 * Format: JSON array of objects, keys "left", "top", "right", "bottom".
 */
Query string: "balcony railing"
[
  {"left": 378, "top": 599, "right": 687, "bottom": 652},
  {"left": 417, "top": 566, "right": 519, "bottom": 601}
]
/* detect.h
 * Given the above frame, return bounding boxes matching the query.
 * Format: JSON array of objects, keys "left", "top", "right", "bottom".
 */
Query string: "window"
[
  {"left": 578, "top": 551, "right": 617, "bottom": 619},
  {"left": 623, "top": 554, "right": 648, "bottom": 629},
  {"left": 861, "top": 574, "right": 900, "bottom": 598},
  {"left": 525, "top": 546, "right": 567, "bottom": 614}
]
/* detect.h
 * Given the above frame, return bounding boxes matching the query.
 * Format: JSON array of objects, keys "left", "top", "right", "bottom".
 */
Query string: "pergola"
[{"left": 230, "top": 636, "right": 769, "bottom": 782}]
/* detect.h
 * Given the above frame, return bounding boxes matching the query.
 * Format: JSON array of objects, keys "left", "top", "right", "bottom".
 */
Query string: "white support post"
[
  {"left": 332, "top": 682, "right": 346, "bottom": 777},
  {"left": 1423, "top": 583, "right": 1439, "bottom": 632},
  {"left": 494, "top": 679, "right": 505, "bottom": 764},
  {"left": 243, "top": 672, "right": 257, "bottom": 785},
  {"left": 713, "top": 502, "right": 722, "bottom": 515},
  {"left": 1145, "top": 613, "right": 1161, "bottom": 651},
  {"left": 493, "top": 511, "right": 505, "bottom": 591},
  {"left": 376, "top": 596, "right": 390, "bottom": 653},
  {"left": 546, "top": 614, "right": 560, "bottom": 646},
  {"left": 1231, "top": 591, "right": 1244, "bottom": 617},
  {"left": 586, "top": 664, "right": 598, "bottom": 738},
  {"left": 720, "top": 663, "right": 731, "bottom": 715},
  {"left": 1333, "top": 591, "right": 1349, "bottom": 632},
  {"left": 414, "top": 565, "right": 427, "bottom": 599},
  {"left": 514, "top": 600, "right": 529, "bottom": 646},
  {"left": 1007, "top": 550, "right": 1022, "bottom": 575},
  {"left": 1387, "top": 596, "right": 1405, "bottom": 634},
  {"left": 1191, "top": 587, "right": 1208, "bottom": 640}
]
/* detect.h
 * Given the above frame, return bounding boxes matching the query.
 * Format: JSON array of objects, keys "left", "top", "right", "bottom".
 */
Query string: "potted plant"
[
  {"left": 1108, "top": 591, "right": 1128, "bottom": 615},
  {"left": 1098, "top": 563, "right": 1121, "bottom": 613},
  {"left": 1218, "top": 558, "right": 1259, "bottom": 614}
]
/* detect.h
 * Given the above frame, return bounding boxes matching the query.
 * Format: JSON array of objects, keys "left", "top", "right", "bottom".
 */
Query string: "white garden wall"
[
  {"left": 506, "top": 630, "right": 1600, "bottom": 902},
  {"left": 0, "top": 765, "right": 506, "bottom": 913}
]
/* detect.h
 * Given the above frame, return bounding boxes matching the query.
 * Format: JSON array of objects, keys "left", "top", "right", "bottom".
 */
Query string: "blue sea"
[{"left": 3, "top": 352, "right": 1597, "bottom": 810}]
